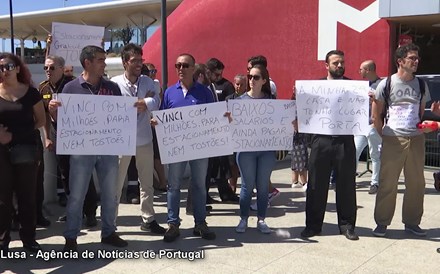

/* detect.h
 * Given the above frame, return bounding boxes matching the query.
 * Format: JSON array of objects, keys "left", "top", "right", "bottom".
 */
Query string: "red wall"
[{"left": 143, "top": 0, "right": 391, "bottom": 99}]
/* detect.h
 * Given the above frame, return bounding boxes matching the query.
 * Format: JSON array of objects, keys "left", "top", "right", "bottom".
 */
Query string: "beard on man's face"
[{"left": 329, "top": 67, "right": 345, "bottom": 78}]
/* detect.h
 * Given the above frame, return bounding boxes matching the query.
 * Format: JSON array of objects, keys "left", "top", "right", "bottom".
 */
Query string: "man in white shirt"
[{"left": 111, "top": 43, "right": 165, "bottom": 234}]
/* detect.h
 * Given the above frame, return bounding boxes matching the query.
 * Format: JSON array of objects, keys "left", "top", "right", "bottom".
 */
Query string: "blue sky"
[
  {"left": 0, "top": 0, "right": 151, "bottom": 52},
  {"left": 0, "top": 0, "right": 113, "bottom": 15}
]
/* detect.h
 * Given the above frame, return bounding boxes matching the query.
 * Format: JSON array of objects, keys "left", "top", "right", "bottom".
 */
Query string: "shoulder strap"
[
  {"left": 381, "top": 76, "right": 392, "bottom": 121},
  {"left": 416, "top": 77, "right": 425, "bottom": 100},
  {"left": 417, "top": 77, "right": 426, "bottom": 120}
]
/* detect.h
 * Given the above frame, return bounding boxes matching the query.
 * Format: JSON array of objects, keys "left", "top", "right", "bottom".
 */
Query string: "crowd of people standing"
[{"left": 0, "top": 42, "right": 438, "bottom": 254}]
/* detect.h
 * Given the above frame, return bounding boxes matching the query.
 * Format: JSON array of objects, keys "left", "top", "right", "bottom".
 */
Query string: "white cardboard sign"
[
  {"left": 229, "top": 99, "right": 296, "bottom": 152},
  {"left": 50, "top": 22, "right": 104, "bottom": 66},
  {"left": 152, "top": 102, "right": 232, "bottom": 164},
  {"left": 56, "top": 94, "right": 137, "bottom": 155},
  {"left": 295, "top": 80, "right": 370, "bottom": 135}
]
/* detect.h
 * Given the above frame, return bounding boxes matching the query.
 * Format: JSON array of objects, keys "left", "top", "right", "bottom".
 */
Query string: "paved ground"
[{"left": 1, "top": 160, "right": 440, "bottom": 274}]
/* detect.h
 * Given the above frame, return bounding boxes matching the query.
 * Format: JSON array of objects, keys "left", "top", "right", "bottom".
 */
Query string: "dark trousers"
[
  {"left": 56, "top": 154, "right": 98, "bottom": 216},
  {"left": 206, "top": 156, "right": 233, "bottom": 200},
  {"left": 36, "top": 136, "right": 45, "bottom": 218},
  {"left": 126, "top": 156, "right": 140, "bottom": 194},
  {"left": 305, "top": 135, "right": 357, "bottom": 232},
  {"left": 0, "top": 145, "right": 38, "bottom": 247}
]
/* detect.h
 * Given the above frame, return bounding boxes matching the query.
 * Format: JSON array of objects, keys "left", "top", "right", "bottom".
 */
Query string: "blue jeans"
[
  {"left": 237, "top": 151, "right": 276, "bottom": 219},
  {"left": 354, "top": 127, "right": 382, "bottom": 185},
  {"left": 167, "top": 158, "right": 208, "bottom": 225},
  {"left": 64, "top": 155, "right": 119, "bottom": 239}
]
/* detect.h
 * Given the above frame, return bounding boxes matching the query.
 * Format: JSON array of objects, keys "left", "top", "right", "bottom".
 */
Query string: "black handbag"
[{"left": 9, "top": 144, "right": 37, "bottom": 164}]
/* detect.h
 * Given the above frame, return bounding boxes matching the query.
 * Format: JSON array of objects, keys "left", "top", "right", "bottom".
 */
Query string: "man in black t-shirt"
[{"left": 206, "top": 58, "right": 235, "bottom": 102}]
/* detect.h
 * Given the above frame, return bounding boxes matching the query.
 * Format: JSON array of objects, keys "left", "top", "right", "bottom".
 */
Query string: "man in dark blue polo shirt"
[
  {"left": 49, "top": 45, "right": 128, "bottom": 252},
  {"left": 160, "top": 53, "right": 216, "bottom": 242}
]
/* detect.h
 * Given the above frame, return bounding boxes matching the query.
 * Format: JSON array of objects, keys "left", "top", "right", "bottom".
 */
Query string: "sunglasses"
[
  {"left": 0, "top": 63, "right": 16, "bottom": 72},
  {"left": 175, "top": 63, "right": 190, "bottom": 69},
  {"left": 43, "top": 65, "right": 57, "bottom": 71},
  {"left": 149, "top": 69, "right": 157, "bottom": 74},
  {"left": 247, "top": 74, "right": 262, "bottom": 81},
  {"left": 128, "top": 59, "right": 144, "bottom": 65},
  {"left": 404, "top": 56, "right": 420, "bottom": 62}
]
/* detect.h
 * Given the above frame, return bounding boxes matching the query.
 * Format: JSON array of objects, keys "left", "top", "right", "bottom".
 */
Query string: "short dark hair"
[
  {"left": 395, "top": 43, "right": 420, "bottom": 66},
  {"left": 0, "top": 52, "right": 32, "bottom": 85},
  {"left": 206, "top": 58, "right": 225, "bottom": 71},
  {"left": 121, "top": 43, "right": 143, "bottom": 63},
  {"left": 194, "top": 63, "right": 209, "bottom": 85},
  {"left": 248, "top": 55, "right": 268, "bottom": 68},
  {"left": 325, "top": 50, "right": 344, "bottom": 63},
  {"left": 177, "top": 53, "right": 196, "bottom": 66},
  {"left": 79, "top": 45, "right": 106, "bottom": 68}
]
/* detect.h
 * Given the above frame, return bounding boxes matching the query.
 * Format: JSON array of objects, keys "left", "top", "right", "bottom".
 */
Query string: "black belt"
[{"left": 316, "top": 134, "right": 353, "bottom": 139}]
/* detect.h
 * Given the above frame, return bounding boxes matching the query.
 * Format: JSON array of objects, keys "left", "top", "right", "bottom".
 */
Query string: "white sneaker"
[
  {"left": 301, "top": 183, "right": 307, "bottom": 192},
  {"left": 257, "top": 220, "right": 271, "bottom": 234},
  {"left": 235, "top": 219, "right": 248, "bottom": 233}
]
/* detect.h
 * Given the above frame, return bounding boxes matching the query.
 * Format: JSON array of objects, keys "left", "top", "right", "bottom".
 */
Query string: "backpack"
[{"left": 381, "top": 76, "right": 426, "bottom": 122}]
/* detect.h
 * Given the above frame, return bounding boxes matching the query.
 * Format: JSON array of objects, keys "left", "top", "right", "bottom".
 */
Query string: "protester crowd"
[{"left": 0, "top": 42, "right": 438, "bottom": 254}]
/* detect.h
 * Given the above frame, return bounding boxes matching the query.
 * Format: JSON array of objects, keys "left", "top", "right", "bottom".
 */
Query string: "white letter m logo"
[{"left": 317, "top": 0, "right": 380, "bottom": 60}]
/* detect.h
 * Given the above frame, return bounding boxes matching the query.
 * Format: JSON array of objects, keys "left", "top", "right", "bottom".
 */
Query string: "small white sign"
[
  {"left": 152, "top": 102, "right": 232, "bottom": 164},
  {"left": 50, "top": 22, "right": 104, "bottom": 66},
  {"left": 295, "top": 80, "right": 370, "bottom": 135},
  {"left": 56, "top": 94, "right": 137, "bottom": 155},
  {"left": 229, "top": 99, "right": 296, "bottom": 152}
]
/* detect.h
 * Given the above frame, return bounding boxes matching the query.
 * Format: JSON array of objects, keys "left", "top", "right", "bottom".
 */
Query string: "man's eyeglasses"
[
  {"left": 0, "top": 63, "right": 16, "bottom": 72},
  {"left": 128, "top": 59, "right": 144, "bottom": 65},
  {"left": 404, "top": 56, "right": 420, "bottom": 62},
  {"left": 247, "top": 74, "right": 262, "bottom": 81},
  {"left": 43, "top": 65, "right": 57, "bottom": 71},
  {"left": 175, "top": 63, "right": 190, "bottom": 69}
]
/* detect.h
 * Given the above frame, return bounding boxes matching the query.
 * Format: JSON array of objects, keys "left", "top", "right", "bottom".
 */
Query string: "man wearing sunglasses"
[
  {"left": 159, "top": 53, "right": 216, "bottom": 243},
  {"left": 39, "top": 56, "right": 99, "bottom": 228},
  {"left": 206, "top": 58, "right": 234, "bottom": 102}
]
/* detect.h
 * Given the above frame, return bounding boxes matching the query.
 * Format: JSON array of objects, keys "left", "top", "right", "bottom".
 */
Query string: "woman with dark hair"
[
  {"left": 0, "top": 52, "right": 46, "bottom": 253},
  {"left": 235, "top": 64, "right": 277, "bottom": 234}
]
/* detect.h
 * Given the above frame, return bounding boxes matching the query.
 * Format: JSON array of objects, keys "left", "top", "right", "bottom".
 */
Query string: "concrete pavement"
[{"left": 1, "top": 160, "right": 440, "bottom": 274}]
